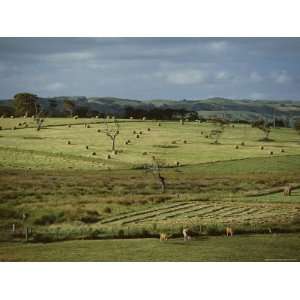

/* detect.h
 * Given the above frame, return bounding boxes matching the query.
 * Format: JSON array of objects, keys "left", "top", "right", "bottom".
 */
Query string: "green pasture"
[{"left": 1, "top": 234, "right": 299, "bottom": 261}]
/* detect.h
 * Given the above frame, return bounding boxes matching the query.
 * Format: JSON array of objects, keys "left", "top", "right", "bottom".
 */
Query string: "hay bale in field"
[
  {"left": 157, "top": 122, "right": 161, "bottom": 126},
  {"left": 201, "top": 131, "right": 204, "bottom": 135},
  {"left": 136, "top": 134, "right": 140, "bottom": 138},
  {"left": 97, "top": 129, "right": 101, "bottom": 133},
  {"left": 241, "top": 141, "right": 245, "bottom": 146},
  {"left": 142, "top": 152, "right": 147, "bottom": 155},
  {"left": 147, "top": 128, "right": 151, "bottom": 131},
  {"left": 86, "top": 124, "right": 91, "bottom": 128},
  {"left": 67, "top": 141, "right": 71, "bottom": 145},
  {"left": 139, "top": 131, "right": 143, "bottom": 134},
  {"left": 260, "top": 145, "right": 264, "bottom": 150},
  {"left": 92, "top": 152, "right": 96, "bottom": 156},
  {"left": 125, "top": 141, "right": 128, "bottom": 145},
  {"left": 0, "top": 126, "right": 2, "bottom": 130},
  {"left": 106, "top": 154, "right": 111, "bottom": 159},
  {"left": 86, "top": 145, "right": 89, "bottom": 149},
  {"left": 127, "top": 139, "right": 131, "bottom": 143},
  {"left": 183, "top": 140, "right": 187, "bottom": 144},
  {"left": 269, "top": 151, "right": 273, "bottom": 155},
  {"left": 142, "top": 117, "right": 146, "bottom": 121},
  {"left": 281, "top": 148, "right": 285, "bottom": 153},
  {"left": 112, "top": 150, "right": 117, "bottom": 155},
  {"left": 68, "top": 124, "right": 71, "bottom": 128},
  {"left": 171, "top": 140, "right": 176, "bottom": 144},
  {"left": 18, "top": 123, "right": 22, "bottom": 126},
  {"left": 133, "top": 130, "right": 136, "bottom": 134},
  {"left": 232, "top": 124, "right": 235, "bottom": 128},
  {"left": 235, "top": 145, "right": 239, "bottom": 149},
  {"left": 205, "top": 135, "right": 209, "bottom": 138},
  {"left": 12, "top": 126, "right": 16, "bottom": 130}
]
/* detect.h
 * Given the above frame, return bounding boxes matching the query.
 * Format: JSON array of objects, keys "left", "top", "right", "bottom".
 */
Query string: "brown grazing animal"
[
  {"left": 225, "top": 227, "right": 233, "bottom": 237},
  {"left": 159, "top": 233, "right": 168, "bottom": 241}
]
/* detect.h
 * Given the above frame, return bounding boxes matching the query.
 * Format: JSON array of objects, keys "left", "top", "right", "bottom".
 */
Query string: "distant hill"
[{"left": 1, "top": 96, "right": 300, "bottom": 122}]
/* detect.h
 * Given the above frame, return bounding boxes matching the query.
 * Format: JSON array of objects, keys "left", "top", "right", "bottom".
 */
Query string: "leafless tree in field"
[
  {"left": 146, "top": 156, "right": 166, "bottom": 193},
  {"left": 103, "top": 119, "right": 120, "bottom": 152},
  {"left": 34, "top": 101, "right": 44, "bottom": 131}
]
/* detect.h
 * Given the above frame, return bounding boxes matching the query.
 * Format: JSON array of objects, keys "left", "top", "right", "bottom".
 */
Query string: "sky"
[{"left": 0, "top": 37, "right": 300, "bottom": 100}]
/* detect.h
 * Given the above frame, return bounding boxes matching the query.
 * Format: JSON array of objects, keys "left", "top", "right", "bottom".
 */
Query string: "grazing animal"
[
  {"left": 159, "top": 233, "right": 168, "bottom": 241},
  {"left": 183, "top": 228, "right": 191, "bottom": 241},
  {"left": 283, "top": 185, "right": 292, "bottom": 196},
  {"left": 225, "top": 227, "right": 233, "bottom": 237}
]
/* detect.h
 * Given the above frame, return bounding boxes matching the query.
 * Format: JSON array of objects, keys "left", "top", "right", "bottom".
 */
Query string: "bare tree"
[
  {"left": 103, "top": 119, "right": 120, "bottom": 152},
  {"left": 34, "top": 101, "right": 44, "bottom": 131},
  {"left": 146, "top": 156, "right": 166, "bottom": 193},
  {"left": 252, "top": 119, "right": 271, "bottom": 141}
]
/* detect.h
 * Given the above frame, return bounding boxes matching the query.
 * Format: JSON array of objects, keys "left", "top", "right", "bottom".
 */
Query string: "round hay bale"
[
  {"left": 260, "top": 145, "right": 264, "bottom": 150},
  {"left": 18, "top": 123, "right": 22, "bottom": 126},
  {"left": 139, "top": 131, "right": 143, "bottom": 134},
  {"left": 10, "top": 116, "right": 14, "bottom": 119},
  {"left": 235, "top": 145, "right": 239, "bottom": 149},
  {"left": 142, "top": 117, "right": 146, "bottom": 121},
  {"left": 201, "top": 131, "right": 204, "bottom": 135},
  {"left": 125, "top": 141, "right": 128, "bottom": 145},
  {"left": 87, "top": 124, "right": 90, "bottom": 128},
  {"left": 67, "top": 141, "right": 71, "bottom": 145},
  {"left": 157, "top": 122, "right": 161, "bottom": 126},
  {"left": 112, "top": 150, "right": 117, "bottom": 155},
  {"left": 171, "top": 141, "right": 176, "bottom": 144},
  {"left": 205, "top": 135, "right": 209, "bottom": 138},
  {"left": 147, "top": 128, "right": 151, "bottom": 131},
  {"left": 142, "top": 152, "right": 147, "bottom": 155},
  {"left": 269, "top": 151, "right": 273, "bottom": 155},
  {"left": 127, "top": 139, "right": 131, "bottom": 143},
  {"left": 97, "top": 129, "right": 101, "bottom": 133},
  {"left": 106, "top": 154, "right": 111, "bottom": 159},
  {"left": 281, "top": 148, "right": 285, "bottom": 153},
  {"left": 92, "top": 152, "right": 96, "bottom": 156},
  {"left": 0, "top": 126, "right": 2, "bottom": 130},
  {"left": 241, "top": 141, "right": 245, "bottom": 146},
  {"left": 136, "top": 134, "right": 140, "bottom": 138},
  {"left": 183, "top": 140, "right": 187, "bottom": 144},
  {"left": 133, "top": 130, "right": 136, "bottom": 134},
  {"left": 86, "top": 145, "right": 89, "bottom": 149}
]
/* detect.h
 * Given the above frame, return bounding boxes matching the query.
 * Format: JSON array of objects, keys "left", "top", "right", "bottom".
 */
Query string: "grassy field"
[
  {"left": 0, "top": 234, "right": 299, "bottom": 261},
  {"left": 0, "top": 117, "right": 300, "bottom": 261}
]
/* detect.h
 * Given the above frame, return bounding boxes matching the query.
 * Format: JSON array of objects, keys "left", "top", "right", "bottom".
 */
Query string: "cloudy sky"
[{"left": 0, "top": 37, "right": 300, "bottom": 100}]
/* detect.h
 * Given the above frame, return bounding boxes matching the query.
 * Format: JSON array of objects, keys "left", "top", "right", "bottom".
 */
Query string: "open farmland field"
[{"left": 0, "top": 117, "right": 300, "bottom": 261}]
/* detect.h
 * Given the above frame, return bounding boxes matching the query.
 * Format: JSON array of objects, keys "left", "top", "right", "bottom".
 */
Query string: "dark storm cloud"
[{"left": 0, "top": 37, "right": 300, "bottom": 100}]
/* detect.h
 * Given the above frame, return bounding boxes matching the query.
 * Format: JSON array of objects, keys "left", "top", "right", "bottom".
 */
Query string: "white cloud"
[
  {"left": 271, "top": 70, "right": 292, "bottom": 84},
  {"left": 44, "top": 82, "right": 65, "bottom": 91},
  {"left": 207, "top": 41, "right": 228, "bottom": 52},
  {"left": 157, "top": 69, "right": 207, "bottom": 85},
  {"left": 249, "top": 71, "right": 263, "bottom": 82}
]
